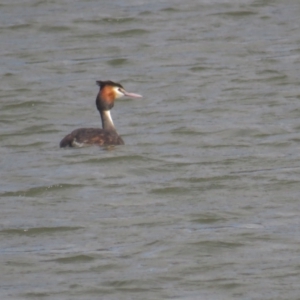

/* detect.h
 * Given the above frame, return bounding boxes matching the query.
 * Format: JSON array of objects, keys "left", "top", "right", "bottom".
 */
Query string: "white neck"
[{"left": 100, "top": 110, "right": 116, "bottom": 131}]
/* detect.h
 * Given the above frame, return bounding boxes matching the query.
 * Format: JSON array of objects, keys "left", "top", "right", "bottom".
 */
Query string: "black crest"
[{"left": 96, "top": 80, "right": 123, "bottom": 89}]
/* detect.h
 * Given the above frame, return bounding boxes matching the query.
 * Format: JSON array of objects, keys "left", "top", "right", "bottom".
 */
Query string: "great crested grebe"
[{"left": 60, "top": 80, "right": 142, "bottom": 148}]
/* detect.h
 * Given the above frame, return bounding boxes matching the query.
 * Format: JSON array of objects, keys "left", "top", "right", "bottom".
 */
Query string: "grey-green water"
[{"left": 1, "top": 1, "right": 300, "bottom": 299}]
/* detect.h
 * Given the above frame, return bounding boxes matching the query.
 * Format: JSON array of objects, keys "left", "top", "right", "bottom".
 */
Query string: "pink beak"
[{"left": 123, "top": 91, "right": 143, "bottom": 98}]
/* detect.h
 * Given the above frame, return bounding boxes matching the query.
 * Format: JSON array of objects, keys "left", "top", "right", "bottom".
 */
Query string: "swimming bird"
[{"left": 60, "top": 80, "right": 142, "bottom": 147}]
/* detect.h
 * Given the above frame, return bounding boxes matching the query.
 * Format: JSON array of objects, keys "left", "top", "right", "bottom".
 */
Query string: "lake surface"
[{"left": 1, "top": 0, "right": 300, "bottom": 299}]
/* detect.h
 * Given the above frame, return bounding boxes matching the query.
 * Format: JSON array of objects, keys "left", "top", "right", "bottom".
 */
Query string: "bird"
[{"left": 60, "top": 80, "right": 142, "bottom": 148}]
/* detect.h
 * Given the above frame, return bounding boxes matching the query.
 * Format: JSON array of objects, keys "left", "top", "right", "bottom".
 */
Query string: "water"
[{"left": 1, "top": 0, "right": 300, "bottom": 299}]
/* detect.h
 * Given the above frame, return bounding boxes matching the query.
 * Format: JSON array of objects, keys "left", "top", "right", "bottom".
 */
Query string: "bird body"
[{"left": 60, "top": 80, "right": 142, "bottom": 148}]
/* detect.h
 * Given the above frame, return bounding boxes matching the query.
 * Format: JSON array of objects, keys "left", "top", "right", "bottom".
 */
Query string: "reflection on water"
[{"left": 1, "top": 0, "right": 300, "bottom": 299}]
